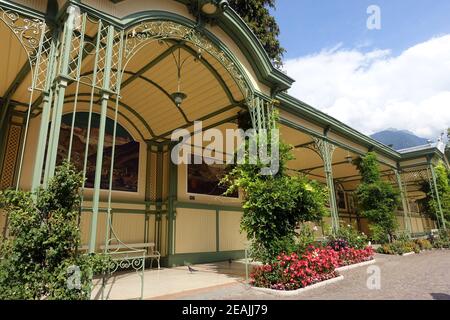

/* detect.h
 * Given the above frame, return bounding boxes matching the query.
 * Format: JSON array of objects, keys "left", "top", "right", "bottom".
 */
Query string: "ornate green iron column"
[
  {"left": 394, "top": 168, "right": 412, "bottom": 234},
  {"left": 167, "top": 142, "right": 178, "bottom": 260},
  {"left": 44, "top": 6, "right": 78, "bottom": 182},
  {"left": 88, "top": 25, "right": 116, "bottom": 253},
  {"left": 31, "top": 32, "right": 59, "bottom": 190},
  {"left": 144, "top": 141, "right": 152, "bottom": 244},
  {"left": 428, "top": 162, "right": 447, "bottom": 230},
  {"left": 312, "top": 137, "right": 339, "bottom": 233},
  {"left": 248, "top": 95, "right": 276, "bottom": 132}
]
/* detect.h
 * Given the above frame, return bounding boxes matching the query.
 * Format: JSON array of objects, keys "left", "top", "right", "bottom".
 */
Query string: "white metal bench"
[{"left": 100, "top": 243, "right": 161, "bottom": 269}]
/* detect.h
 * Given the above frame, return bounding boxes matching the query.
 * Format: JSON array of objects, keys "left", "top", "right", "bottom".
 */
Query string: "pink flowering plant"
[{"left": 250, "top": 246, "right": 340, "bottom": 290}]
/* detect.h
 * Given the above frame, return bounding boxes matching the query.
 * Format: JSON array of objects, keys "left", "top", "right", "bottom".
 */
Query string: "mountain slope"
[{"left": 371, "top": 129, "right": 428, "bottom": 150}]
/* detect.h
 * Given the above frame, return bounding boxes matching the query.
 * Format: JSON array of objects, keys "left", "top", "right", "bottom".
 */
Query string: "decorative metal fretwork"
[
  {"left": 0, "top": 125, "right": 22, "bottom": 189},
  {"left": 393, "top": 169, "right": 412, "bottom": 233},
  {"left": 248, "top": 95, "right": 277, "bottom": 131},
  {"left": 311, "top": 137, "right": 339, "bottom": 233},
  {"left": 400, "top": 167, "right": 430, "bottom": 184},
  {"left": 123, "top": 21, "right": 251, "bottom": 99},
  {"left": 100, "top": 244, "right": 146, "bottom": 300},
  {"left": 311, "top": 137, "right": 337, "bottom": 174},
  {"left": 0, "top": 7, "right": 52, "bottom": 92},
  {"left": 0, "top": 5, "right": 54, "bottom": 193},
  {"left": 399, "top": 166, "right": 446, "bottom": 229}
]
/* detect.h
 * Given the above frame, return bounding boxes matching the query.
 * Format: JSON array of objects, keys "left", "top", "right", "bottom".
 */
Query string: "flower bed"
[
  {"left": 336, "top": 246, "right": 375, "bottom": 267},
  {"left": 250, "top": 245, "right": 375, "bottom": 291},
  {"left": 250, "top": 246, "right": 340, "bottom": 291}
]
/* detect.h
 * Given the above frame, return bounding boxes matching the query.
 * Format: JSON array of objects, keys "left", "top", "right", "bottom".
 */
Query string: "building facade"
[{"left": 0, "top": 0, "right": 448, "bottom": 267}]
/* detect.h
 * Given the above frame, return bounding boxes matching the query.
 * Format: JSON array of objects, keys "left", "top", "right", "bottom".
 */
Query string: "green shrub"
[
  {"left": 295, "top": 224, "right": 316, "bottom": 253},
  {"left": 326, "top": 225, "right": 369, "bottom": 250},
  {"left": 222, "top": 121, "right": 328, "bottom": 263},
  {"left": 250, "top": 224, "right": 317, "bottom": 263},
  {"left": 414, "top": 239, "right": 433, "bottom": 251},
  {"left": 0, "top": 162, "right": 108, "bottom": 300},
  {"left": 431, "top": 229, "right": 450, "bottom": 249},
  {"left": 377, "top": 240, "right": 420, "bottom": 255},
  {"left": 369, "top": 224, "right": 390, "bottom": 244}
]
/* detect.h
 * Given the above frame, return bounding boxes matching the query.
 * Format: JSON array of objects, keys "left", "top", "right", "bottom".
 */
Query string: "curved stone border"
[
  {"left": 401, "top": 252, "right": 415, "bottom": 256},
  {"left": 336, "top": 259, "right": 376, "bottom": 272},
  {"left": 251, "top": 275, "right": 344, "bottom": 296}
]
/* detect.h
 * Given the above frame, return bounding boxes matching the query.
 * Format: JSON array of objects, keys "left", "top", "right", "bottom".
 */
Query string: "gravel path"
[{"left": 170, "top": 250, "right": 450, "bottom": 300}]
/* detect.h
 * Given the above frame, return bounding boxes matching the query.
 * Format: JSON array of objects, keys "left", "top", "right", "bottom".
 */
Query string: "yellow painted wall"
[
  {"left": 219, "top": 211, "right": 246, "bottom": 251},
  {"left": 175, "top": 208, "right": 216, "bottom": 254}
]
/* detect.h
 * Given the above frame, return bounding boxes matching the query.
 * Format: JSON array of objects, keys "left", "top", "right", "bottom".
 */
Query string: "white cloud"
[{"left": 284, "top": 35, "right": 450, "bottom": 139}]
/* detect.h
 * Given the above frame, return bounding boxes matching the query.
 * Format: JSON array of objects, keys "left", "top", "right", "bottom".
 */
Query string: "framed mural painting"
[{"left": 56, "top": 112, "right": 140, "bottom": 193}]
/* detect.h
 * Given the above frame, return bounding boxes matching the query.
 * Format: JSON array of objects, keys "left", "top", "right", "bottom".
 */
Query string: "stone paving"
[{"left": 159, "top": 250, "right": 450, "bottom": 300}]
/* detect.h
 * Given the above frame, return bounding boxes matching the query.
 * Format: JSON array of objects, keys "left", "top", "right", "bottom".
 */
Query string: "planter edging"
[
  {"left": 336, "top": 259, "right": 376, "bottom": 272},
  {"left": 252, "top": 275, "right": 344, "bottom": 296},
  {"left": 401, "top": 252, "right": 415, "bottom": 256}
]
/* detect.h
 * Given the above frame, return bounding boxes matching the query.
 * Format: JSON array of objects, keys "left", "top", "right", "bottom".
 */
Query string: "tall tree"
[{"left": 229, "top": 0, "right": 285, "bottom": 68}]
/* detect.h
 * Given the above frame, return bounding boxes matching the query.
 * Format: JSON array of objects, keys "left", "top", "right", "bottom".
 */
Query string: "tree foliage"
[
  {"left": 354, "top": 152, "right": 400, "bottom": 243},
  {"left": 0, "top": 162, "right": 109, "bottom": 300},
  {"left": 221, "top": 121, "right": 328, "bottom": 262},
  {"left": 229, "top": 0, "right": 285, "bottom": 68}
]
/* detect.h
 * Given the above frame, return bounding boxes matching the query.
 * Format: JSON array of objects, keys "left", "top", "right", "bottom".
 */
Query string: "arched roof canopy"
[{"left": 73, "top": 0, "right": 294, "bottom": 94}]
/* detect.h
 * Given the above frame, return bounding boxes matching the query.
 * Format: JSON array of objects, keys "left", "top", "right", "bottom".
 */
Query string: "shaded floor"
[{"left": 91, "top": 260, "right": 250, "bottom": 300}]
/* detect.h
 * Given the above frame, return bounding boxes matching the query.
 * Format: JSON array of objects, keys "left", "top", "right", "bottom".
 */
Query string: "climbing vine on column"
[
  {"left": 354, "top": 152, "right": 400, "bottom": 243},
  {"left": 420, "top": 161, "right": 450, "bottom": 229}
]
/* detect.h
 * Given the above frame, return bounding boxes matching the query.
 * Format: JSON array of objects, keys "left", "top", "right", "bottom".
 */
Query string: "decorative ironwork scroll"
[
  {"left": 0, "top": 5, "right": 53, "bottom": 193},
  {"left": 123, "top": 21, "right": 251, "bottom": 100},
  {"left": 0, "top": 7, "right": 52, "bottom": 92}
]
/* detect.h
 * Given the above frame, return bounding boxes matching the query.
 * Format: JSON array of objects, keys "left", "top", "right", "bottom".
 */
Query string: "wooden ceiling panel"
[{"left": 0, "top": 24, "right": 29, "bottom": 99}]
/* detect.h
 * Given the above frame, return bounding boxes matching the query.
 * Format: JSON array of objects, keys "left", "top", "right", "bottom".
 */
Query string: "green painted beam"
[{"left": 175, "top": 201, "right": 243, "bottom": 212}]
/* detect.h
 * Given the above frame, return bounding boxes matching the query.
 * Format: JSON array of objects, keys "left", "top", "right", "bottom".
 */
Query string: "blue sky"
[
  {"left": 272, "top": 1, "right": 450, "bottom": 139},
  {"left": 273, "top": 0, "right": 450, "bottom": 59}
]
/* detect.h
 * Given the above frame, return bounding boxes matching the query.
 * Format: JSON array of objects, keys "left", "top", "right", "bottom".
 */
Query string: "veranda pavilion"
[{"left": 0, "top": 0, "right": 448, "bottom": 268}]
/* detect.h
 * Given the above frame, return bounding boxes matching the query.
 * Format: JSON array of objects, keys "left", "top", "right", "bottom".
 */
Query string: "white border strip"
[
  {"left": 336, "top": 259, "right": 376, "bottom": 272},
  {"left": 401, "top": 252, "right": 415, "bottom": 256},
  {"left": 252, "top": 275, "right": 344, "bottom": 296}
]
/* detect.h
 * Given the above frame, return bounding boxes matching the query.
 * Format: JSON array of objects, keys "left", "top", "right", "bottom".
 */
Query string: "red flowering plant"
[
  {"left": 336, "top": 246, "right": 374, "bottom": 267},
  {"left": 250, "top": 246, "right": 340, "bottom": 291}
]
